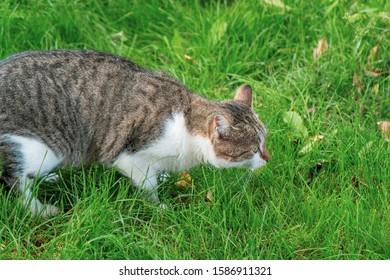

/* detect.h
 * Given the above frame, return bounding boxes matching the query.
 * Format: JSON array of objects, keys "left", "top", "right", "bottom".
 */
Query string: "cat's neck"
[{"left": 185, "top": 93, "right": 219, "bottom": 137}]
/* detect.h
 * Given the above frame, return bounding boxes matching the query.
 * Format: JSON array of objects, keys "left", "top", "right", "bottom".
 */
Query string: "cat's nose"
[{"left": 261, "top": 148, "right": 270, "bottom": 162}]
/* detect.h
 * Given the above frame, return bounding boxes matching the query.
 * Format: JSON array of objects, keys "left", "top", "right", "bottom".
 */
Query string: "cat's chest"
[
  {"left": 141, "top": 113, "right": 212, "bottom": 171},
  {"left": 114, "top": 112, "right": 214, "bottom": 173}
]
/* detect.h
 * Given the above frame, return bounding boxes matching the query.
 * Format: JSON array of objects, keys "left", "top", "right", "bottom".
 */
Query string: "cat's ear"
[
  {"left": 234, "top": 85, "right": 252, "bottom": 108},
  {"left": 214, "top": 115, "right": 231, "bottom": 139}
]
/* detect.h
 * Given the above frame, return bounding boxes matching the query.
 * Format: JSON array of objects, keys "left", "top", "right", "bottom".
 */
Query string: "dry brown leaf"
[
  {"left": 175, "top": 171, "right": 194, "bottom": 188},
  {"left": 368, "top": 45, "right": 379, "bottom": 64},
  {"left": 205, "top": 190, "right": 213, "bottom": 203},
  {"left": 363, "top": 68, "right": 382, "bottom": 78},
  {"left": 353, "top": 72, "right": 364, "bottom": 93},
  {"left": 312, "top": 37, "right": 328, "bottom": 60},
  {"left": 364, "top": 45, "right": 382, "bottom": 78},
  {"left": 377, "top": 121, "right": 390, "bottom": 142}
]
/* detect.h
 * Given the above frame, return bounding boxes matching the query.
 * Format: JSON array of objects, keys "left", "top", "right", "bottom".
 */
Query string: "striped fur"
[{"left": 0, "top": 50, "right": 269, "bottom": 216}]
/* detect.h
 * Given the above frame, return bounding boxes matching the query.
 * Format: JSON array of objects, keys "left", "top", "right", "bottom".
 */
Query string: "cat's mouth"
[
  {"left": 214, "top": 156, "right": 267, "bottom": 170},
  {"left": 249, "top": 161, "right": 267, "bottom": 170}
]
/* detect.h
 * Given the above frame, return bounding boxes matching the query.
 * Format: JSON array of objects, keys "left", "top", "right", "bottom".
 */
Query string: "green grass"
[{"left": 0, "top": 0, "right": 389, "bottom": 260}]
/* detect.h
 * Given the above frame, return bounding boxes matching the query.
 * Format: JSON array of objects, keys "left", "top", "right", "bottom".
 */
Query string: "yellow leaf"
[
  {"left": 312, "top": 37, "right": 328, "bottom": 60},
  {"left": 184, "top": 54, "right": 193, "bottom": 60},
  {"left": 176, "top": 171, "right": 194, "bottom": 188}
]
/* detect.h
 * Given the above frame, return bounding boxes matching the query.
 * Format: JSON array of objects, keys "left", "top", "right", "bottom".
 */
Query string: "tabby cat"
[{"left": 0, "top": 50, "right": 269, "bottom": 217}]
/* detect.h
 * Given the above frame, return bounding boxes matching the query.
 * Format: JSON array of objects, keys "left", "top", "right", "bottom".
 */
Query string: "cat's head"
[{"left": 208, "top": 85, "right": 269, "bottom": 170}]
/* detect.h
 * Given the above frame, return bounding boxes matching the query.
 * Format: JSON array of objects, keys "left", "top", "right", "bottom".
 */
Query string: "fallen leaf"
[
  {"left": 363, "top": 67, "right": 382, "bottom": 78},
  {"left": 184, "top": 54, "right": 193, "bottom": 60},
  {"left": 353, "top": 72, "right": 364, "bottom": 93},
  {"left": 312, "top": 37, "right": 328, "bottom": 60},
  {"left": 205, "top": 190, "right": 213, "bottom": 203},
  {"left": 364, "top": 45, "right": 382, "bottom": 78},
  {"left": 283, "top": 111, "right": 309, "bottom": 139},
  {"left": 367, "top": 45, "right": 379, "bottom": 64},
  {"left": 377, "top": 121, "right": 390, "bottom": 142},
  {"left": 176, "top": 171, "right": 194, "bottom": 188},
  {"left": 299, "top": 134, "right": 325, "bottom": 155}
]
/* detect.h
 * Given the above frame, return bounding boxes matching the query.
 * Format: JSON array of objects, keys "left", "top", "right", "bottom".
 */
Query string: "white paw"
[
  {"left": 41, "top": 204, "right": 60, "bottom": 218},
  {"left": 43, "top": 173, "right": 59, "bottom": 183},
  {"left": 27, "top": 199, "right": 60, "bottom": 218}
]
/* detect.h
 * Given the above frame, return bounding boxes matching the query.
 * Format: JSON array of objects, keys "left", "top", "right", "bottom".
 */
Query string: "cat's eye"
[{"left": 252, "top": 147, "right": 259, "bottom": 153}]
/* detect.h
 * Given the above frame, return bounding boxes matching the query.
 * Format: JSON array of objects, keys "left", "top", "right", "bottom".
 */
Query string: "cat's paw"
[
  {"left": 43, "top": 173, "right": 60, "bottom": 183},
  {"left": 41, "top": 204, "right": 60, "bottom": 218},
  {"left": 28, "top": 200, "right": 60, "bottom": 218}
]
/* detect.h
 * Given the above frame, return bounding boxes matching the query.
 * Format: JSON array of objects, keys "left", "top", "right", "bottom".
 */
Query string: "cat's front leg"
[
  {"left": 20, "top": 177, "right": 60, "bottom": 217},
  {"left": 113, "top": 152, "right": 162, "bottom": 206}
]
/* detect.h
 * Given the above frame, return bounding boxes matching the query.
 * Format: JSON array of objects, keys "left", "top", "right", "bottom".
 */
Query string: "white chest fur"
[{"left": 130, "top": 112, "right": 217, "bottom": 172}]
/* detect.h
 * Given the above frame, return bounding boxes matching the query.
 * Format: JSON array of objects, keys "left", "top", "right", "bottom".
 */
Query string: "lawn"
[{"left": 0, "top": 0, "right": 389, "bottom": 260}]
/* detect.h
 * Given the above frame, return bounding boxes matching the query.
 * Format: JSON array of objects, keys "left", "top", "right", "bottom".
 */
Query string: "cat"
[{"left": 0, "top": 50, "right": 269, "bottom": 217}]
